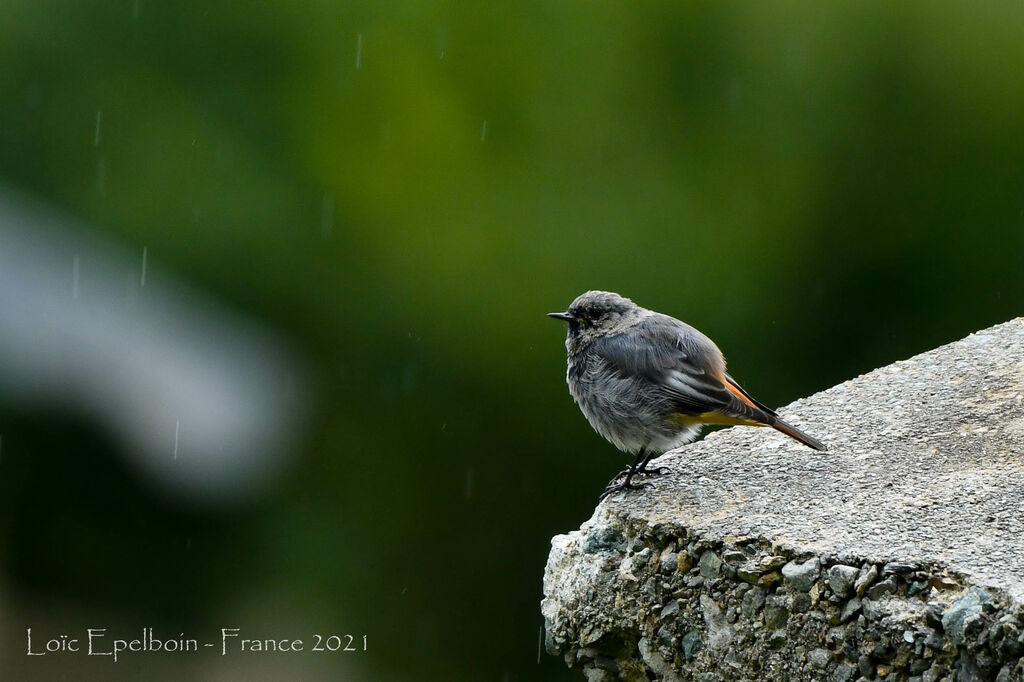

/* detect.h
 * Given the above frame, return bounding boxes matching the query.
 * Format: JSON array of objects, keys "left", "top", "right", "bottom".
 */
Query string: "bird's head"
[{"left": 548, "top": 290, "right": 640, "bottom": 347}]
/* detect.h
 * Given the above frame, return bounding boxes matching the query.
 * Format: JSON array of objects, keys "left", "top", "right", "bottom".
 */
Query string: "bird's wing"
[{"left": 592, "top": 317, "right": 774, "bottom": 425}]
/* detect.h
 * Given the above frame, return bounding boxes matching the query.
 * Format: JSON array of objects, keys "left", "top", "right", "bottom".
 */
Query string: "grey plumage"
[{"left": 549, "top": 290, "right": 825, "bottom": 497}]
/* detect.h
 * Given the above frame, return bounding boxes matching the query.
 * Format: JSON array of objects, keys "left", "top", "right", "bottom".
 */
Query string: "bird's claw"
[
  {"left": 636, "top": 465, "right": 669, "bottom": 477},
  {"left": 599, "top": 478, "right": 649, "bottom": 501}
]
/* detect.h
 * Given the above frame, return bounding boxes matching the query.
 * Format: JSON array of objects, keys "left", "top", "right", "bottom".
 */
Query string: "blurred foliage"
[{"left": 1, "top": 1, "right": 1023, "bottom": 680}]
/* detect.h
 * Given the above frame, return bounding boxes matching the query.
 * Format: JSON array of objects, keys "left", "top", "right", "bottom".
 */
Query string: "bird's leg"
[
  {"left": 634, "top": 448, "right": 668, "bottom": 477},
  {"left": 600, "top": 449, "right": 650, "bottom": 500}
]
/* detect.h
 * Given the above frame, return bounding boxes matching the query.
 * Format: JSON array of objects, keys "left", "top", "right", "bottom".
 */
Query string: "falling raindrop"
[
  {"left": 355, "top": 33, "right": 363, "bottom": 69},
  {"left": 72, "top": 254, "right": 80, "bottom": 299},
  {"left": 537, "top": 624, "right": 543, "bottom": 664},
  {"left": 436, "top": 25, "right": 447, "bottom": 61},
  {"left": 140, "top": 246, "right": 148, "bottom": 286},
  {"left": 131, "top": 0, "right": 140, "bottom": 20},
  {"left": 480, "top": 120, "right": 488, "bottom": 142},
  {"left": 321, "top": 192, "right": 334, "bottom": 237},
  {"left": 94, "top": 109, "right": 102, "bottom": 147},
  {"left": 173, "top": 419, "right": 180, "bottom": 459}
]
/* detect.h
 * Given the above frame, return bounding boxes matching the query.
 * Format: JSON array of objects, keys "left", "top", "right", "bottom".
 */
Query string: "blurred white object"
[{"left": 0, "top": 188, "right": 304, "bottom": 504}]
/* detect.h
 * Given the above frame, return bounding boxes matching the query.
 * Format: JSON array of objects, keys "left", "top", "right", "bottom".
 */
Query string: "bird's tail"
[{"left": 772, "top": 418, "right": 826, "bottom": 451}]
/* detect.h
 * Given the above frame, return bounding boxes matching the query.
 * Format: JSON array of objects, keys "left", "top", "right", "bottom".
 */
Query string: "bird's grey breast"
[{"left": 566, "top": 328, "right": 677, "bottom": 453}]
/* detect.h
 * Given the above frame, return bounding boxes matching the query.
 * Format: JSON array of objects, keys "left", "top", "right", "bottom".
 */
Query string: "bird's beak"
[{"left": 547, "top": 311, "right": 573, "bottom": 322}]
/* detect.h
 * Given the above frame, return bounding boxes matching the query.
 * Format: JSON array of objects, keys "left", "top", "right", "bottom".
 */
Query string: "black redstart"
[{"left": 549, "top": 290, "right": 825, "bottom": 498}]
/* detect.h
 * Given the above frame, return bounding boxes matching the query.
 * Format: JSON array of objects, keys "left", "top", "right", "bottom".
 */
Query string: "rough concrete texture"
[{"left": 543, "top": 319, "right": 1024, "bottom": 682}]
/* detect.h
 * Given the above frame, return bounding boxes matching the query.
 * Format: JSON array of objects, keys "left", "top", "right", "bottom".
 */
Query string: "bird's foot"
[{"left": 599, "top": 477, "right": 649, "bottom": 501}]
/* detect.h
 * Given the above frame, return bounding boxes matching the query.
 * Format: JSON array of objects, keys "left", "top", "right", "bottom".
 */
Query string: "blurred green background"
[{"left": 1, "top": 1, "right": 1023, "bottom": 680}]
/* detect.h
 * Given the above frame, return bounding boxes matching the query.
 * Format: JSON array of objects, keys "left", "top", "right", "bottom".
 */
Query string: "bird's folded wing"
[{"left": 593, "top": 322, "right": 771, "bottom": 424}]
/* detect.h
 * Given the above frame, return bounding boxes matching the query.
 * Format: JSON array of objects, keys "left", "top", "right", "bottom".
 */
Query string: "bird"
[{"left": 548, "top": 290, "right": 825, "bottom": 498}]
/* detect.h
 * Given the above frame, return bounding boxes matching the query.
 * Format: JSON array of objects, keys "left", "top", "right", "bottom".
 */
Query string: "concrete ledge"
[{"left": 542, "top": 319, "right": 1024, "bottom": 682}]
